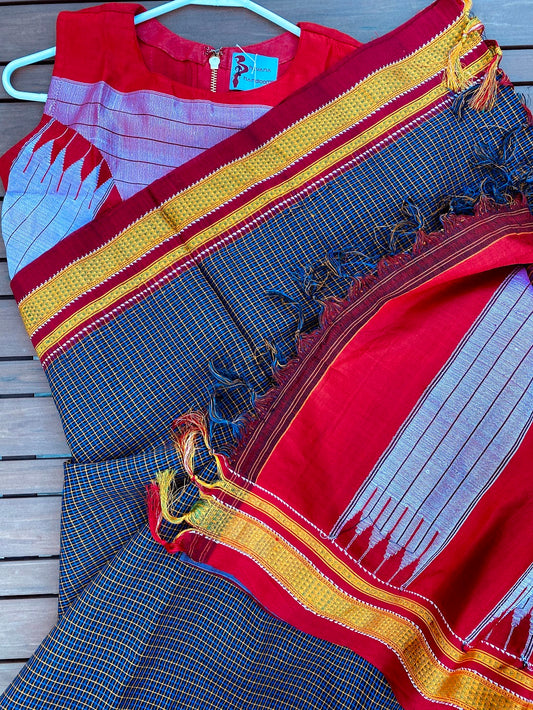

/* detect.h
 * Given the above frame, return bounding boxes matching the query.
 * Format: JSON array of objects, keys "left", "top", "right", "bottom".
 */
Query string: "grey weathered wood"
[
  {"left": 0, "top": 597, "right": 57, "bottom": 659},
  {"left": 0, "top": 301, "right": 36, "bottom": 357},
  {"left": 0, "top": 458, "right": 64, "bottom": 496},
  {"left": 0, "top": 103, "right": 45, "bottom": 189},
  {"left": 500, "top": 51, "right": 533, "bottom": 84},
  {"left": 0, "top": 497, "right": 61, "bottom": 558},
  {"left": 0, "top": 360, "right": 50, "bottom": 396},
  {"left": 0, "top": 64, "right": 53, "bottom": 102},
  {"left": 0, "top": 1, "right": 531, "bottom": 65},
  {"left": 0, "top": 559, "right": 59, "bottom": 596},
  {"left": 0, "top": 399, "right": 69, "bottom": 457},
  {"left": 0, "top": 662, "right": 25, "bottom": 695},
  {"left": 0, "top": 262, "right": 12, "bottom": 296}
]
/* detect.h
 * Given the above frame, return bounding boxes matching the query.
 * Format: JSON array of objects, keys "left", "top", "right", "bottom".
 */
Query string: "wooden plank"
[
  {"left": 0, "top": 458, "right": 64, "bottom": 496},
  {"left": 0, "top": 398, "right": 69, "bottom": 457},
  {"left": 0, "top": 103, "right": 45, "bottom": 185},
  {"left": 0, "top": 64, "right": 53, "bottom": 102},
  {"left": 0, "top": 360, "right": 50, "bottom": 396},
  {"left": 0, "top": 496, "right": 61, "bottom": 558},
  {"left": 0, "top": 559, "right": 59, "bottom": 596},
  {"left": 501, "top": 50, "right": 533, "bottom": 83},
  {"left": 0, "top": 1, "right": 531, "bottom": 66},
  {"left": 0, "top": 262, "right": 12, "bottom": 296},
  {"left": 0, "top": 662, "right": 25, "bottom": 695},
  {"left": 0, "top": 301, "right": 36, "bottom": 357},
  {"left": 0, "top": 597, "right": 57, "bottom": 659}
]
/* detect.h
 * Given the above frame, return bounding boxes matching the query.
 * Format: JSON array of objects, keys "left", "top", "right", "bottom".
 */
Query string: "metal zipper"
[{"left": 207, "top": 48, "right": 223, "bottom": 93}]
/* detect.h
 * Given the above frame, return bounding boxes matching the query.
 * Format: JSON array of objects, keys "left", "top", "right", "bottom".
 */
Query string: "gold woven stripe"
[
  {"left": 21, "top": 13, "right": 489, "bottom": 348},
  {"left": 188, "top": 494, "right": 532, "bottom": 709},
  {"left": 210, "top": 473, "right": 533, "bottom": 692},
  {"left": 31, "top": 45, "right": 494, "bottom": 360}
]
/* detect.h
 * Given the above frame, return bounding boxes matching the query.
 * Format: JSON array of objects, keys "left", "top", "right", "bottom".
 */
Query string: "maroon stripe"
[
  {"left": 29, "top": 87, "right": 451, "bottom": 354},
  {"left": 16, "top": 69, "right": 453, "bottom": 314},
  {"left": 12, "top": 0, "right": 467, "bottom": 300}
]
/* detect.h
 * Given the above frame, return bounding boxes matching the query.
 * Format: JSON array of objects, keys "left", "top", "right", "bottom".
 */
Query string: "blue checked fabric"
[{"left": 1, "top": 86, "right": 532, "bottom": 710}]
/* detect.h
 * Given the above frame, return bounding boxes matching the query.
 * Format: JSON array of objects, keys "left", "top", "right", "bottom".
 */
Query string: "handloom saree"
[
  {"left": 1, "top": 0, "right": 533, "bottom": 707},
  {"left": 168, "top": 198, "right": 533, "bottom": 710}
]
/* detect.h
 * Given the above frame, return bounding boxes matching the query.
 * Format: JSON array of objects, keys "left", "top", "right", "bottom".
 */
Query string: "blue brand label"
[{"left": 230, "top": 52, "right": 279, "bottom": 91}]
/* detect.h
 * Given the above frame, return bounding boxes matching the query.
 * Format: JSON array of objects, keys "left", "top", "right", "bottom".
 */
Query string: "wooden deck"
[{"left": 0, "top": 0, "right": 531, "bottom": 694}]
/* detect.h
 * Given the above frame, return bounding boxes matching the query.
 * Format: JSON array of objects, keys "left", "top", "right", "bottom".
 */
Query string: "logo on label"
[{"left": 232, "top": 54, "right": 249, "bottom": 88}]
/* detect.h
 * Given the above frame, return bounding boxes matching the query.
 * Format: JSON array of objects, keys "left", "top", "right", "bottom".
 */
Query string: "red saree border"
[
  {"left": 185, "top": 524, "right": 533, "bottom": 710},
  {"left": 11, "top": 0, "right": 469, "bottom": 301},
  {"left": 29, "top": 84, "right": 455, "bottom": 362}
]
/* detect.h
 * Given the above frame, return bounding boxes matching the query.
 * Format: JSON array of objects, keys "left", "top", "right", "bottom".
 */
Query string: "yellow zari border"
[
  {"left": 186, "top": 488, "right": 533, "bottom": 710},
  {"left": 21, "top": 13, "right": 493, "bottom": 357}
]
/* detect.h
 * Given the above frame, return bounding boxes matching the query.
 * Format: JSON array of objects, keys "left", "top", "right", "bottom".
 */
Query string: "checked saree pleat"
[{"left": 1, "top": 0, "right": 533, "bottom": 707}]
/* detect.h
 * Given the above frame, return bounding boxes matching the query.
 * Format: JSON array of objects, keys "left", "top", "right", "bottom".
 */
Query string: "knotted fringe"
[
  {"left": 146, "top": 478, "right": 184, "bottom": 553},
  {"left": 146, "top": 118, "right": 533, "bottom": 551},
  {"left": 147, "top": 412, "right": 223, "bottom": 550},
  {"left": 147, "top": 193, "right": 531, "bottom": 555},
  {"left": 171, "top": 411, "right": 212, "bottom": 483},
  {"left": 229, "top": 194, "right": 531, "bottom": 464},
  {"left": 445, "top": 0, "right": 504, "bottom": 113}
]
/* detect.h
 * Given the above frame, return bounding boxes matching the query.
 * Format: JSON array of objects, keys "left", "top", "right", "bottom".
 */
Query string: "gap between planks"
[
  {"left": 0, "top": 496, "right": 62, "bottom": 557},
  {"left": 0, "top": 662, "right": 25, "bottom": 695},
  {"left": 0, "top": 397, "right": 69, "bottom": 457}
]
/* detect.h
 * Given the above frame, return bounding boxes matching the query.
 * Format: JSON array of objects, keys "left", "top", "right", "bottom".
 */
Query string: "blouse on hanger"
[{"left": 0, "top": 2, "right": 359, "bottom": 277}]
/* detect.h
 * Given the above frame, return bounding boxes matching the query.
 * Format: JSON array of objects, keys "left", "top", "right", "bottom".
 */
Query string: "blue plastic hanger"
[{"left": 2, "top": 0, "right": 301, "bottom": 102}]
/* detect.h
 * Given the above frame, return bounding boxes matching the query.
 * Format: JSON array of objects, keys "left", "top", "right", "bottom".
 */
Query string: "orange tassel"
[{"left": 468, "top": 47, "right": 503, "bottom": 111}]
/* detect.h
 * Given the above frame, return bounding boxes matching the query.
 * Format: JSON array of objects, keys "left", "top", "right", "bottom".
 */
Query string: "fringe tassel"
[
  {"left": 468, "top": 47, "right": 503, "bottom": 111},
  {"left": 155, "top": 468, "right": 188, "bottom": 525},
  {"left": 146, "top": 481, "right": 183, "bottom": 553},
  {"left": 445, "top": 16, "right": 484, "bottom": 92},
  {"left": 171, "top": 411, "right": 211, "bottom": 483},
  {"left": 146, "top": 413, "right": 213, "bottom": 551}
]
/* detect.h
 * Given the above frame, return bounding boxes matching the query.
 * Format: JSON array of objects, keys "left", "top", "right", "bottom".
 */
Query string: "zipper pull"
[{"left": 208, "top": 49, "right": 222, "bottom": 93}]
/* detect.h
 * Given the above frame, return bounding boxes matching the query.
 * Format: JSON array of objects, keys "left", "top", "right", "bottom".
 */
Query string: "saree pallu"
[
  {"left": 172, "top": 198, "right": 533, "bottom": 710},
  {"left": 2, "top": 0, "right": 533, "bottom": 707}
]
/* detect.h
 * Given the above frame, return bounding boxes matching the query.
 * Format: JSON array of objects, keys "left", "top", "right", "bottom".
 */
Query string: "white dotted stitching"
[
  {"left": 224, "top": 464, "right": 528, "bottom": 666},
  {"left": 22, "top": 8, "right": 470, "bottom": 309},
  {"left": 186, "top": 493, "right": 532, "bottom": 704}
]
